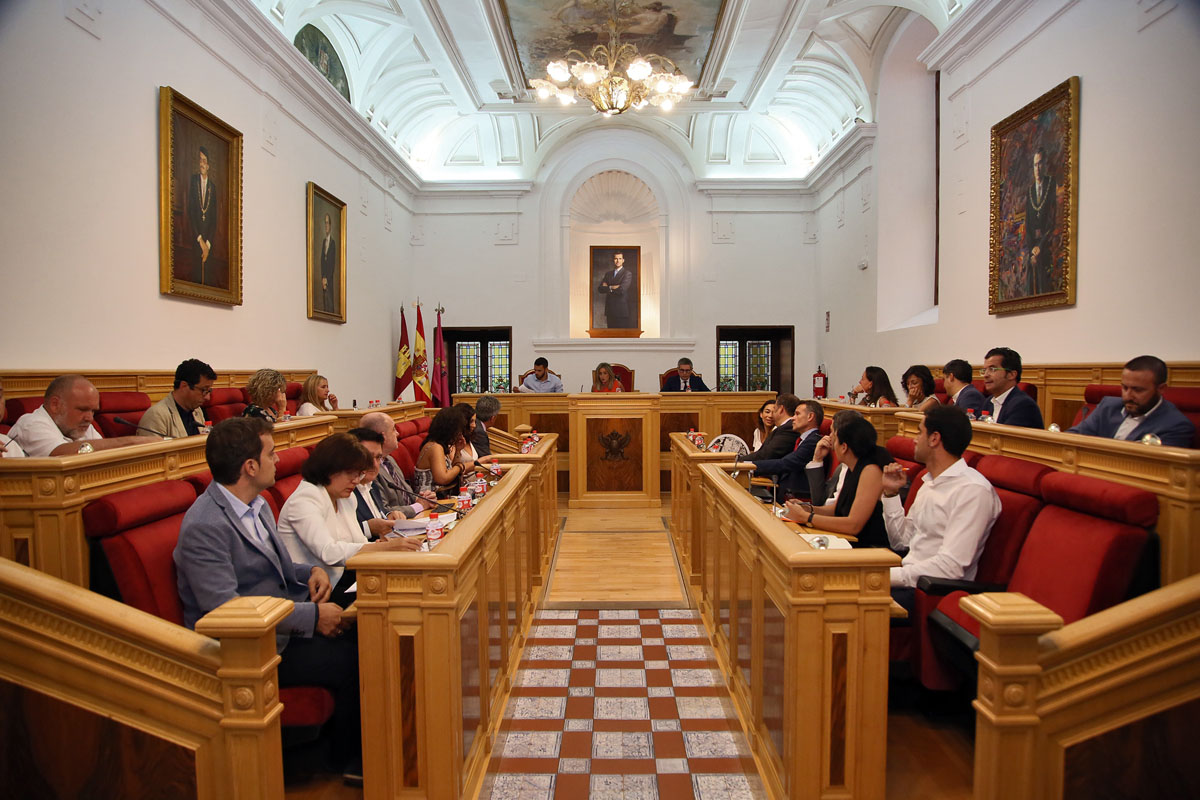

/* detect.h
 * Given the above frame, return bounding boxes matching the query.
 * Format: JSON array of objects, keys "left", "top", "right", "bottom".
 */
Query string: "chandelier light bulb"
[
  {"left": 627, "top": 59, "right": 652, "bottom": 81},
  {"left": 547, "top": 60, "right": 570, "bottom": 82},
  {"left": 557, "top": 89, "right": 576, "bottom": 105},
  {"left": 661, "top": 98, "right": 674, "bottom": 111}
]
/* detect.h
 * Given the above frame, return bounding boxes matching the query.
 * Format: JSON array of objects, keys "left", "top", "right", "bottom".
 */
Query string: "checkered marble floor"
[{"left": 480, "top": 609, "right": 766, "bottom": 800}]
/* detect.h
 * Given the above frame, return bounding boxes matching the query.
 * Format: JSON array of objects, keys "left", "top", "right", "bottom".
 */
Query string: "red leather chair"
[
  {"left": 659, "top": 368, "right": 705, "bottom": 390},
  {"left": 202, "top": 388, "right": 247, "bottom": 423},
  {"left": 5, "top": 396, "right": 43, "bottom": 426},
  {"left": 932, "top": 378, "right": 949, "bottom": 405},
  {"left": 884, "top": 436, "right": 924, "bottom": 486},
  {"left": 926, "top": 471, "right": 1156, "bottom": 682},
  {"left": 591, "top": 364, "right": 635, "bottom": 391},
  {"left": 1070, "top": 384, "right": 1121, "bottom": 428},
  {"left": 1161, "top": 387, "right": 1200, "bottom": 447},
  {"left": 82, "top": 481, "right": 334, "bottom": 734},
  {"left": 95, "top": 391, "right": 153, "bottom": 437},
  {"left": 264, "top": 447, "right": 312, "bottom": 519},
  {"left": 285, "top": 382, "right": 302, "bottom": 415},
  {"left": 392, "top": 417, "right": 433, "bottom": 480}
]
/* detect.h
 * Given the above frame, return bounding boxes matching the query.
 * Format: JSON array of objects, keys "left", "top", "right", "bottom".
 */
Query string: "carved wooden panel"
[
  {"left": 660, "top": 412, "right": 700, "bottom": 451},
  {"left": 585, "top": 418, "right": 643, "bottom": 492},
  {"left": 1063, "top": 696, "right": 1200, "bottom": 800},
  {"left": 0, "top": 677, "right": 197, "bottom": 798},
  {"left": 460, "top": 604, "right": 481, "bottom": 764},
  {"left": 529, "top": 413, "right": 570, "bottom": 452},
  {"left": 494, "top": 413, "right": 510, "bottom": 432},
  {"left": 720, "top": 411, "right": 758, "bottom": 447}
]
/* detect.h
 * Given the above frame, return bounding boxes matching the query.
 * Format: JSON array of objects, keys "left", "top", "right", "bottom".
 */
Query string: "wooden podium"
[{"left": 568, "top": 393, "right": 661, "bottom": 508}]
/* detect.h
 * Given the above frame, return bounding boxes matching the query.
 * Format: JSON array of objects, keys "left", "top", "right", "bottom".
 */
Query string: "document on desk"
[{"left": 799, "top": 532, "right": 851, "bottom": 550}]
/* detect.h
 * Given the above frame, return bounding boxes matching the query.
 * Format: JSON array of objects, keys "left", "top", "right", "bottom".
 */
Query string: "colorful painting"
[
  {"left": 507, "top": 0, "right": 722, "bottom": 86},
  {"left": 307, "top": 182, "right": 347, "bottom": 323},
  {"left": 589, "top": 245, "right": 641, "bottom": 337},
  {"left": 989, "top": 77, "right": 1079, "bottom": 314},
  {"left": 294, "top": 24, "right": 351, "bottom": 103}
]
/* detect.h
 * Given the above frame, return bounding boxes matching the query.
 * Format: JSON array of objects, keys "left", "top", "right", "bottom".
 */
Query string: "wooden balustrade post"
[
  {"left": 194, "top": 596, "right": 293, "bottom": 800},
  {"left": 963, "top": 592, "right": 1062, "bottom": 800}
]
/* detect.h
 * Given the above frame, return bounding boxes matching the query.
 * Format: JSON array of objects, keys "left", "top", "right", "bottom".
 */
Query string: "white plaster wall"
[
  {"left": 817, "top": 0, "right": 1200, "bottom": 395},
  {"left": 0, "top": 0, "right": 412, "bottom": 403}
]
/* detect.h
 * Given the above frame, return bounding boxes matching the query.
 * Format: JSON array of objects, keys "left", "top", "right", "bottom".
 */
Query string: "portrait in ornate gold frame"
[{"left": 306, "top": 182, "right": 347, "bottom": 323}]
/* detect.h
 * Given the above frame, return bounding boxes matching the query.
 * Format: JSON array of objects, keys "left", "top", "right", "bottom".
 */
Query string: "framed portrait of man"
[
  {"left": 989, "top": 76, "right": 1079, "bottom": 314},
  {"left": 307, "top": 182, "right": 347, "bottom": 323},
  {"left": 159, "top": 87, "right": 243, "bottom": 305},
  {"left": 588, "top": 246, "right": 642, "bottom": 338}
]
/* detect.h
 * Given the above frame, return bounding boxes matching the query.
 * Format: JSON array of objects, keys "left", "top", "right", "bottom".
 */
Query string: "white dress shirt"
[
  {"left": 2, "top": 432, "right": 26, "bottom": 458},
  {"left": 355, "top": 483, "right": 385, "bottom": 538},
  {"left": 278, "top": 480, "right": 369, "bottom": 587},
  {"left": 1114, "top": 397, "right": 1163, "bottom": 440},
  {"left": 9, "top": 405, "right": 101, "bottom": 457},
  {"left": 987, "top": 386, "right": 1013, "bottom": 420},
  {"left": 882, "top": 458, "right": 1001, "bottom": 588}
]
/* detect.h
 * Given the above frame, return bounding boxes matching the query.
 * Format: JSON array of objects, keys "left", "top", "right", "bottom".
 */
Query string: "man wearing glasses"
[
  {"left": 138, "top": 358, "right": 217, "bottom": 438},
  {"left": 981, "top": 347, "right": 1043, "bottom": 428}
]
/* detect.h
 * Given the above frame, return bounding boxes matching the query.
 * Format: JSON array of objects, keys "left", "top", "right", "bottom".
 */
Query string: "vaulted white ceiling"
[{"left": 253, "top": 0, "right": 967, "bottom": 181}]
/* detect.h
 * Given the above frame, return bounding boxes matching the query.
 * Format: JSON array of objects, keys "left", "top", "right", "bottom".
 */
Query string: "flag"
[
  {"left": 393, "top": 307, "right": 413, "bottom": 400},
  {"left": 412, "top": 305, "right": 432, "bottom": 406},
  {"left": 432, "top": 307, "right": 450, "bottom": 407}
]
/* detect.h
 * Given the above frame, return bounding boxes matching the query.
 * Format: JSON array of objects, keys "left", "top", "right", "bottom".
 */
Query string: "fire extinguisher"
[{"left": 812, "top": 364, "right": 827, "bottom": 399}]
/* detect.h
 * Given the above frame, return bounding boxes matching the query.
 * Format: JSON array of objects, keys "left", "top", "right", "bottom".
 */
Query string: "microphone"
[
  {"left": 115, "top": 417, "right": 171, "bottom": 438},
  {"left": 385, "top": 476, "right": 460, "bottom": 515}
]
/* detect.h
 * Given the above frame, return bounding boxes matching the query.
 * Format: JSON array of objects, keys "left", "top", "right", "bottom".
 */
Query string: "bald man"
[
  {"left": 10, "top": 375, "right": 155, "bottom": 457},
  {"left": 359, "top": 411, "right": 435, "bottom": 517}
]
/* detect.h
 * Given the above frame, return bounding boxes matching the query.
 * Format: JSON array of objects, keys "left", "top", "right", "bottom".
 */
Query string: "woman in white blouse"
[
  {"left": 296, "top": 373, "right": 339, "bottom": 417},
  {"left": 278, "top": 433, "right": 414, "bottom": 606}
]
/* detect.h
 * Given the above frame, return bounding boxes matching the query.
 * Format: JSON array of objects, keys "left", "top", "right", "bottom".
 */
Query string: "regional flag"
[
  {"left": 393, "top": 307, "right": 413, "bottom": 400},
  {"left": 413, "top": 305, "right": 433, "bottom": 405}
]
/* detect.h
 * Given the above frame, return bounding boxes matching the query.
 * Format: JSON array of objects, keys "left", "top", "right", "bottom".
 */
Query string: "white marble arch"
[{"left": 533, "top": 127, "right": 698, "bottom": 342}]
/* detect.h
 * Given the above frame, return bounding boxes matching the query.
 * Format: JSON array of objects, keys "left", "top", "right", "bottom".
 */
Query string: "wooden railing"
[
  {"left": 0, "top": 557, "right": 288, "bottom": 799},
  {"left": 0, "top": 416, "right": 334, "bottom": 586},
  {"left": 893, "top": 411, "right": 1200, "bottom": 583},
  {"left": 349, "top": 462, "right": 546, "bottom": 800},
  {"left": 967, "top": 575, "right": 1200, "bottom": 800},
  {"left": 490, "top": 433, "right": 560, "bottom": 582},
  {"left": 0, "top": 368, "right": 316, "bottom": 401},
  {"left": 669, "top": 432, "right": 737, "bottom": 588},
  {"left": 321, "top": 400, "right": 428, "bottom": 433},
  {"left": 671, "top": 435, "right": 899, "bottom": 799},
  {"left": 818, "top": 400, "right": 907, "bottom": 442}
]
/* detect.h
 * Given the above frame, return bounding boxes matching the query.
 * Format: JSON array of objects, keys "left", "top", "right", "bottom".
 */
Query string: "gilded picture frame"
[
  {"left": 307, "top": 182, "right": 348, "bottom": 323},
  {"left": 158, "top": 86, "right": 243, "bottom": 305},
  {"left": 588, "top": 245, "right": 642, "bottom": 338},
  {"left": 988, "top": 76, "right": 1079, "bottom": 314}
]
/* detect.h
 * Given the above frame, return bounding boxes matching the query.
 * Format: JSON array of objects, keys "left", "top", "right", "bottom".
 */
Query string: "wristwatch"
[
  {"left": 78, "top": 442, "right": 94, "bottom": 454},
  {"left": 804, "top": 510, "right": 815, "bottom": 528}
]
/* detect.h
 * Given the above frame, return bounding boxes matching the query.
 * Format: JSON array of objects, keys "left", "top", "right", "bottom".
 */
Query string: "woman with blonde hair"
[
  {"left": 243, "top": 368, "right": 287, "bottom": 422},
  {"left": 297, "top": 374, "right": 339, "bottom": 416},
  {"left": 592, "top": 362, "right": 624, "bottom": 393}
]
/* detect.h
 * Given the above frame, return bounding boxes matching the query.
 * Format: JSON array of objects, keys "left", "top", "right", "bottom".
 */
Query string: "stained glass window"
[
  {"left": 718, "top": 340, "right": 739, "bottom": 392},
  {"left": 487, "top": 341, "right": 511, "bottom": 394},
  {"left": 456, "top": 342, "right": 481, "bottom": 394},
  {"left": 747, "top": 341, "right": 771, "bottom": 392}
]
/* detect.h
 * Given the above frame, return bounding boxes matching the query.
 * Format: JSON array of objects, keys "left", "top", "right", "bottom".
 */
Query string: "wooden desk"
[
  {"left": 568, "top": 393, "right": 661, "bottom": 508},
  {"left": 893, "top": 411, "right": 1200, "bottom": 583},
  {"left": 0, "top": 416, "right": 334, "bottom": 587},
  {"left": 0, "top": 368, "right": 316, "bottom": 402},
  {"left": 321, "top": 400, "right": 427, "bottom": 433},
  {"left": 818, "top": 399, "right": 906, "bottom": 442}
]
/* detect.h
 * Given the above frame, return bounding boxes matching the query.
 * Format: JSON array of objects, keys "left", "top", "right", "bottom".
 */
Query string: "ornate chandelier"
[{"left": 530, "top": 0, "right": 693, "bottom": 115}]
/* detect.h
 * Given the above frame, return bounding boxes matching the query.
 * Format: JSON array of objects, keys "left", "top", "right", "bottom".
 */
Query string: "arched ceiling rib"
[{"left": 253, "top": 0, "right": 970, "bottom": 181}]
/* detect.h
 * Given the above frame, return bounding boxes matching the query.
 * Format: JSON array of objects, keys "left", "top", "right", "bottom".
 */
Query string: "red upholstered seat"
[
  {"left": 285, "top": 382, "right": 302, "bottom": 415},
  {"left": 933, "top": 378, "right": 948, "bottom": 405},
  {"left": 264, "top": 447, "right": 311, "bottom": 518},
  {"left": 5, "top": 396, "right": 43, "bottom": 425},
  {"left": 1071, "top": 384, "right": 1121, "bottom": 427},
  {"left": 658, "top": 368, "right": 704, "bottom": 389},
  {"left": 819, "top": 418, "right": 832, "bottom": 436},
  {"left": 83, "top": 477, "right": 333, "bottom": 731},
  {"left": 203, "top": 388, "right": 247, "bottom": 423},
  {"left": 95, "top": 391, "right": 153, "bottom": 437},
  {"left": 1162, "top": 387, "right": 1200, "bottom": 448},
  {"left": 884, "top": 436, "right": 923, "bottom": 485},
  {"left": 393, "top": 417, "right": 431, "bottom": 480}
]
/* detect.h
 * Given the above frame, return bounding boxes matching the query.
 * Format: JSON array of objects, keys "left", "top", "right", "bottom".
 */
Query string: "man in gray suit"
[
  {"left": 174, "top": 417, "right": 361, "bottom": 777},
  {"left": 360, "top": 411, "right": 435, "bottom": 516}
]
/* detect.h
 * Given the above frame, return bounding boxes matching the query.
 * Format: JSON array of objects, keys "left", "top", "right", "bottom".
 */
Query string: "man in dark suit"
[
  {"left": 982, "top": 347, "right": 1043, "bottom": 428},
  {"left": 662, "top": 357, "right": 711, "bottom": 392},
  {"left": 318, "top": 213, "right": 337, "bottom": 312},
  {"left": 347, "top": 427, "right": 416, "bottom": 538},
  {"left": 360, "top": 412, "right": 435, "bottom": 517},
  {"left": 739, "top": 400, "right": 824, "bottom": 497},
  {"left": 1025, "top": 147, "right": 1057, "bottom": 295},
  {"left": 1069, "top": 355, "right": 1195, "bottom": 447},
  {"left": 943, "top": 359, "right": 988, "bottom": 416},
  {"left": 597, "top": 251, "right": 635, "bottom": 328},
  {"left": 186, "top": 146, "right": 217, "bottom": 285},
  {"left": 745, "top": 393, "right": 802, "bottom": 462},
  {"left": 173, "top": 417, "right": 361, "bottom": 778},
  {"left": 473, "top": 395, "right": 501, "bottom": 457}
]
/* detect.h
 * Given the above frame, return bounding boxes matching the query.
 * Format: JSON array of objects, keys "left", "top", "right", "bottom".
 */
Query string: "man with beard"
[{"left": 1069, "top": 355, "right": 1195, "bottom": 447}]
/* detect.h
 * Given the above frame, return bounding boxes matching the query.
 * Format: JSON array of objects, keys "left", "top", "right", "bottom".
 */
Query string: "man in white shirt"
[
  {"left": 517, "top": 358, "right": 565, "bottom": 393},
  {"left": 10, "top": 375, "right": 152, "bottom": 457},
  {"left": 880, "top": 405, "right": 1001, "bottom": 612}
]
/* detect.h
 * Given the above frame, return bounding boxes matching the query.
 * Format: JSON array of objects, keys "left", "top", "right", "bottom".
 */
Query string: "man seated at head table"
[
  {"left": 472, "top": 395, "right": 501, "bottom": 456},
  {"left": 941, "top": 358, "right": 988, "bottom": 415},
  {"left": 0, "top": 377, "right": 26, "bottom": 457},
  {"left": 743, "top": 393, "right": 802, "bottom": 462},
  {"left": 516, "top": 357, "right": 565, "bottom": 393},
  {"left": 1068, "top": 355, "right": 1195, "bottom": 448},
  {"left": 358, "top": 411, "right": 437, "bottom": 518},
  {"left": 661, "top": 357, "right": 710, "bottom": 392},
  {"left": 9, "top": 375, "right": 156, "bottom": 457},
  {"left": 173, "top": 417, "right": 362, "bottom": 781},
  {"left": 137, "top": 358, "right": 216, "bottom": 438},
  {"left": 878, "top": 405, "right": 1001, "bottom": 614},
  {"left": 981, "top": 346, "right": 1043, "bottom": 428},
  {"left": 736, "top": 399, "right": 824, "bottom": 498}
]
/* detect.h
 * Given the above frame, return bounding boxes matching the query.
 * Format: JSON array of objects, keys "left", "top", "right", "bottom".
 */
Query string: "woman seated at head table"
[
  {"left": 751, "top": 399, "right": 774, "bottom": 451},
  {"left": 592, "top": 362, "right": 624, "bottom": 393},
  {"left": 242, "top": 368, "right": 288, "bottom": 422},
  {"left": 902, "top": 364, "right": 941, "bottom": 413},
  {"left": 296, "top": 373, "right": 339, "bottom": 416},
  {"left": 278, "top": 433, "right": 419, "bottom": 608},
  {"left": 0, "top": 378, "right": 25, "bottom": 458},
  {"left": 451, "top": 402, "right": 503, "bottom": 472},
  {"left": 784, "top": 415, "right": 892, "bottom": 549},
  {"left": 846, "top": 365, "right": 898, "bottom": 407}
]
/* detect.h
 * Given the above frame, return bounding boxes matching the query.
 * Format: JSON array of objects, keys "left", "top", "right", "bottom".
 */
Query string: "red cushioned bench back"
[
  {"left": 5, "top": 396, "right": 43, "bottom": 425},
  {"left": 95, "top": 391, "right": 153, "bottom": 437},
  {"left": 885, "top": 436, "right": 924, "bottom": 486},
  {"left": 1071, "top": 384, "right": 1121, "bottom": 428},
  {"left": 1161, "top": 387, "right": 1200, "bottom": 448},
  {"left": 203, "top": 388, "right": 247, "bottom": 423},
  {"left": 264, "top": 447, "right": 311, "bottom": 519}
]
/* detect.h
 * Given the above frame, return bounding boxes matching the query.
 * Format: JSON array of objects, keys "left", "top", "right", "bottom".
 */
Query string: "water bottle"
[
  {"left": 425, "top": 513, "right": 444, "bottom": 544},
  {"left": 981, "top": 411, "right": 994, "bottom": 424},
  {"left": 967, "top": 408, "right": 976, "bottom": 421}
]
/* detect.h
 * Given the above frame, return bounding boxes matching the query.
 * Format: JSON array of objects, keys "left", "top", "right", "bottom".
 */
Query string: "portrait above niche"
[
  {"left": 589, "top": 246, "right": 642, "bottom": 338},
  {"left": 989, "top": 77, "right": 1079, "bottom": 314},
  {"left": 294, "top": 24, "right": 351, "bottom": 103}
]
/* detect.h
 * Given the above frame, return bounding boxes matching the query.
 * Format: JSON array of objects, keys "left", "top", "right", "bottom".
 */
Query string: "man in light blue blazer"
[
  {"left": 943, "top": 359, "right": 988, "bottom": 416},
  {"left": 1069, "top": 355, "right": 1195, "bottom": 448},
  {"left": 175, "top": 416, "right": 361, "bottom": 775}
]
